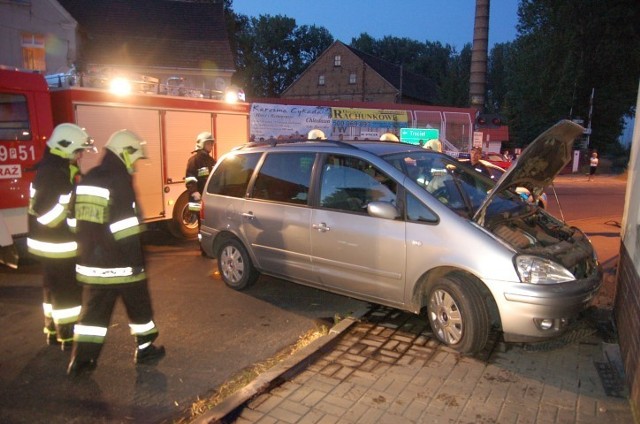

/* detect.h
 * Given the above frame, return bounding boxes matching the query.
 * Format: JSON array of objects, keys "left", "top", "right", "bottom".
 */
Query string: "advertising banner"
[{"left": 250, "top": 103, "right": 331, "bottom": 141}]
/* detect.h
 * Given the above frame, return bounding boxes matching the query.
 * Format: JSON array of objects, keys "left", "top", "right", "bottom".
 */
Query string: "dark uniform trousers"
[
  {"left": 42, "top": 257, "right": 82, "bottom": 340},
  {"left": 72, "top": 280, "right": 157, "bottom": 362}
]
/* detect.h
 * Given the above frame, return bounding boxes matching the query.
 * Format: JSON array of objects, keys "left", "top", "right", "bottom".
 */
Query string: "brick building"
[{"left": 281, "top": 41, "right": 436, "bottom": 105}]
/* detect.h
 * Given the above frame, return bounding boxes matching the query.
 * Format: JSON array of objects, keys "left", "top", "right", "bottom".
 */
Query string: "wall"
[
  {"left": 283, "top": 43, "right": 398, "bottom": 103},
  {"left": 0, "top": 0, "right": 76, "bottom": 73},
  {"left": 615, "top": 79, "right": 640, "bottom": 421}
]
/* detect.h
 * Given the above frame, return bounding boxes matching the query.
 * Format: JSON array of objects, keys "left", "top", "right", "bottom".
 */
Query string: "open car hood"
[{"left": 473, "top": 120, "right": 585, "bottom": 225}]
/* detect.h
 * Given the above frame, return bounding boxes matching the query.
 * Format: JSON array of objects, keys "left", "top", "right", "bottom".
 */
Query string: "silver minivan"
[{"left": 199, "top": 120, "right": 601, "bottom": 354}]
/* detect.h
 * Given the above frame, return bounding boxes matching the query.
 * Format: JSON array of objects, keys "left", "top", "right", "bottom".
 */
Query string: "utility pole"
[
  {"left": 469, "top": 0, "right": 490, "bottom": 112},
  {"left": 586, "top": 88, "right": 595, "bottom": 149}
]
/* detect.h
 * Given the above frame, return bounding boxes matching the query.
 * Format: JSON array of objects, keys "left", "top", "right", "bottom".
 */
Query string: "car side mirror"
[{"left": 367, "top": 201, "right": 400, "bottom": 220}]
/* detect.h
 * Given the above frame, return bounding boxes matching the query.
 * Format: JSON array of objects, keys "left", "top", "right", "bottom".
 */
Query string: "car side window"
[
  {"left": 319, "top": 154, "right": 397, "bottom": 213},
  {"left": 406, "top": 192, "right": 438, "bottom": 223},
  {"left": 206, "top": 152, "right": 261, "bottom": 197},
  {"left": 251, "top": 152, "right": 314, "bottom": 205}
]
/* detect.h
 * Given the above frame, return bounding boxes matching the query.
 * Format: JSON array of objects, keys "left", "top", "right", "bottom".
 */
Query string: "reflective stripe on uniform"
[
  {"left": 76, "top": 185, "right": 110, "bottom": 200},
  {"left": 37, "top": 203, "right": 66, "bottom": 227},
  {"left": 188, "top": 202, "right": 201, "bottom": 212},
  {"left": 76, "top": 264, "right": 146, "bottom": 285},
  {"left": 129, "top": 320, "right": 157, "bottom": 336},
  {"left": 43, "top": 303, "right": 53, "bottom": 317},
  {"left": 110, "top": 216, "right": 143, "bottom": 240},
  {"left": 27, "top": 238, "right": 77, "bottom": 258},
  {"left": 185, "top": 176, "right": 198, "bottom": 184},
  {"left": 74, "top": 324, "right": 107, "bottom": 344},
  {"left": 51, "top": 305, "right": 82, "bottom": 324},
  {"left": 197, "top": 167, "right": 210, "bottom": 177}
]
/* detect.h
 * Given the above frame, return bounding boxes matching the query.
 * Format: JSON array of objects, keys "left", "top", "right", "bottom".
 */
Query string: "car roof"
[{"left": 236, "top": 139, "right": 428, "bottom": 157}]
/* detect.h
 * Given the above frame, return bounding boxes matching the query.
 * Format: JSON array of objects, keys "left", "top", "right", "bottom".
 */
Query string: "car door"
[
  {"left": 241, "top": 152, "right": 315, "bottom": 284},
  {"left": 310, "top": 154, "right": 406, "bottom": 307}
]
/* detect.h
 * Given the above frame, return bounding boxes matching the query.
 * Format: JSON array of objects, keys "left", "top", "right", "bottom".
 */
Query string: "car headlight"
[{"left": 515, "top": 255, "right": 575, "bottom": 284}]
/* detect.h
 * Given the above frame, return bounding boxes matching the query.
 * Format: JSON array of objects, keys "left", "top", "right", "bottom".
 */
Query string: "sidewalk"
[
  {"left": 194, "top": 200, "right": 634, "bottom": 423},
  {"left": 200, "top": 306, "right": 632, "bottom": 424}
]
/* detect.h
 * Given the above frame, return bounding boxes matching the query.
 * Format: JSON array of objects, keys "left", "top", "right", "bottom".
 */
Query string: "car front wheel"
[
  {"left": 425, "top": 274, "right": 490, "bottom": 354},
  {"left": 217, "top": 239, "right": 259, "bottom": 290}
]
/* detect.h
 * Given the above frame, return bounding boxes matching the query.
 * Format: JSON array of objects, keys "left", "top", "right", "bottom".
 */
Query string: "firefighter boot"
[
  {"left": 56, "top": 323, "right": 75, "bottom": 352},
  {"left": 44, "top": 322, "right": 59, "bottom": 346},
  {"left": 134, "top": 344, "right": 166, "bottom": 365},
  {"left": 67, "top": 356, "right": 97, "bottom": 377}
]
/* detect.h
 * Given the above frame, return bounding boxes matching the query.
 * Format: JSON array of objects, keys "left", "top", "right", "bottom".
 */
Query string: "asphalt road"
[{"left": 0, "top": 233, "right": 368, "bottom": 424}]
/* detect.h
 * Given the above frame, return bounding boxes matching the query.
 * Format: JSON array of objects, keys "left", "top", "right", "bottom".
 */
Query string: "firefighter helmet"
[
  {"left": 46, "top": 123, "right": 94, "bottom": 159},
  {"left": 105, "top": 129, "right": 147, "bottom": 173},
  {"left": 307, "top": 129, "right": 327, "bottom": 140},
  {"left": 379, "top": 132, "right": 399, "bottom": 142},
  {"left": 194, "top": 131, "right": 215, "bottom": 151}
]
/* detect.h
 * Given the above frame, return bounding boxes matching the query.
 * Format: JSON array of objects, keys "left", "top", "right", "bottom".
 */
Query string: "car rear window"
[{"left": 206, "top": 152, "right": 261, "bottom": 197}]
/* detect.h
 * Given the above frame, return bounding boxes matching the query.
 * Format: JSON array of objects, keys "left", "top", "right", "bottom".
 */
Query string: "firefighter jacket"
[
  {"left": 27, "top": 149, "right": 77, "bottom": 260},
  {"left": 74, "top": 151, "right": 147, "bottom": 285},
  {"left": 185, "top": 150, "right": 216, "bottom": 195}
]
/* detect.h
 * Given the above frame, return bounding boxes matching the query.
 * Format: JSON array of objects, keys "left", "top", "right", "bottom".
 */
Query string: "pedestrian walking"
[
  {"left": 185, "top": 131, "right": 216, "bottom": 231},
  {"left": 27, "top": 123, "right": 94, "bottom": 350},
  {"left": 68, "top": 130, "right": 165, "bottom": 377},
  {"left": 588, "top": 151, "right": 599, "bottom": 181}
]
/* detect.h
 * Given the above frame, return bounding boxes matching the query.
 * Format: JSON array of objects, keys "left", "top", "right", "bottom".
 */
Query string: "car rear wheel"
[
  {"left": 425, "top": 274, "right": 490, "bottom": 354},
  {"left": 217, "top": 239, "right": 259, "bottom": 290}
]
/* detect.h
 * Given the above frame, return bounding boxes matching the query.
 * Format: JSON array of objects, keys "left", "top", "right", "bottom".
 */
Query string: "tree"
[
  {"left": 350, "top": 34, "right": 461, "bottom": 106},
  {"left": 503, "top": 0, "right": 640, "bottom": 151},
  {"left": 231, "top": 14, "right": 333, "bottom": 98}
]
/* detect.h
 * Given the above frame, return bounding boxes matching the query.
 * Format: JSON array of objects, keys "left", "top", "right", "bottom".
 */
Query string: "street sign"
[{"left": 399, "top": 128, "right": 439, "bottom": 145}]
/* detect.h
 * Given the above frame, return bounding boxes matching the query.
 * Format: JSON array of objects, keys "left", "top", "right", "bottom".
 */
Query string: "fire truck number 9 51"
[{"left": 0, "top": 144, "right": 36, "bottom": 163}]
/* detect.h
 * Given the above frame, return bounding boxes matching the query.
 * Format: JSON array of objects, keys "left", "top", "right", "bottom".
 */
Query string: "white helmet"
[
  {"left": 194, "top": 131, "right": 214, "bottom": 151},
  {"left": 307, "top": 129, "right": 327, "bottom": 140},
  {"left": 47, "top": 123, "right": 94, "bottom": 159},
  {"left": 379, "top": 133, "right": 399, "bottom": 142},
  {"left": 105, "top": 129, "right": 147, "bottom": 173}
]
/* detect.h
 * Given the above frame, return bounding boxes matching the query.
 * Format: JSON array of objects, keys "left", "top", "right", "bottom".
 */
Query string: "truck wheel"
[
  {"left": 167, "top": 192, "right": 199, "bottom": 240},
  {"left": 424, "top": 274, "right": 490, "bottom": 354},
  {"left": 217, "top": 238, "right": 259, "bottom": 290}
]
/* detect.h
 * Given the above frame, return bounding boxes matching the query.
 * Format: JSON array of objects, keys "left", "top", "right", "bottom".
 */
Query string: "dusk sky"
[{"left": 232, "top": 0, "right": 521, "bottom": 50}]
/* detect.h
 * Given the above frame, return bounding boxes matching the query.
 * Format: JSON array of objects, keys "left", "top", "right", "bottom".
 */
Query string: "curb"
[{"left": 194, "top": 316, "right": 361, "bottom": 424}]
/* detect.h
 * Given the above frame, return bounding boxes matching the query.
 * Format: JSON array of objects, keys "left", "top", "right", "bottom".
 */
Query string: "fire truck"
[{"left": 0, "top": 67, "right": 250, "bottom": 268}]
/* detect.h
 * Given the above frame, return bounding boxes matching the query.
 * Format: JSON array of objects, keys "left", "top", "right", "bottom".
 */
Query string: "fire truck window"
[
  {"left": 252, "top": 152, "right": 314, "bottom": 205},
  {"left": 0, "top": 94, "right": 31, "bottom": 141},
  {"left": 207, "top": 152, "right": 261, "bottom": 198}
]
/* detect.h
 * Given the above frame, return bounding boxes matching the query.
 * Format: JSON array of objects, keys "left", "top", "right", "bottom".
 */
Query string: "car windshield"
[{"left": 383, "top": 151, "right": 527, "bottom": 219}]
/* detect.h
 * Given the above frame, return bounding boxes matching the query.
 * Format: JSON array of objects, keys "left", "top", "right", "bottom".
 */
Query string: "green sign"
[{"left": 399, "top": 128, "right": 439, "bottom": 146}]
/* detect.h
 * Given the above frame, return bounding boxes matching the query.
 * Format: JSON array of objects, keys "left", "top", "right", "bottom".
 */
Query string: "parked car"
[
  {"left": 458, "top": 158, "right": 548, "bottom": 209},
  {"left": 199, "top": 120, "right": 600, "bottom": 354},
  {"left": 483, "top": 151, "right": 512, "bottom": 169}
]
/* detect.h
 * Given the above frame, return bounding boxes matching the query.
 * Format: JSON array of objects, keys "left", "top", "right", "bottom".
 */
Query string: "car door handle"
[
  {"left": 242, "top": 212, "right": 255, "bottom": 220},
  {"left": 312, "top": 222, "right": 330, "bottom": 232}
]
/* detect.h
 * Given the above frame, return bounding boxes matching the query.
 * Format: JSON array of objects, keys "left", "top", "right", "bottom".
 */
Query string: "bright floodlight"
[{"left": 110, "top": 77, "right": 131, "bottom": 95}]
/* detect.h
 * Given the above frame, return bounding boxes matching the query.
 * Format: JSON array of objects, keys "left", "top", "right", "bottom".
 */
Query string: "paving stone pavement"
[{"left": 222, "top": 306, "right": 632, "bottom": 424}]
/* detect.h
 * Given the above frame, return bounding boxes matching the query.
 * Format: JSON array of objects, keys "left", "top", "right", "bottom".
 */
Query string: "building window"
[
  {"left": 334, "top": 55, "right": 341, "bottom": 67},
  {"left": 349, "top": 72, "right": 357, "bottom": 84},
  {"left": 318, "top": 75, "right": 325, "bottom": 86},
  {"left": 22, "top": 33, "right": 46, "bottom": 71}
]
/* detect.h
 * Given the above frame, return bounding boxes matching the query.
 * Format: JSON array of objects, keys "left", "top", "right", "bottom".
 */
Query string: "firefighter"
[
  {"left": 67, "top": 130, "right": 165, "bottom": 376},
  {"left": 307, "top": 129, "right": 327, "bottom": 140},
  {"left": 379, "top": 132, "right": 399, "bottom": 142},
  {"left": 185, "top": 131, "right": 216, "bottom": 217},
  {"left": 27, "top": 123, "right": 94, "bottom": 350}
]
